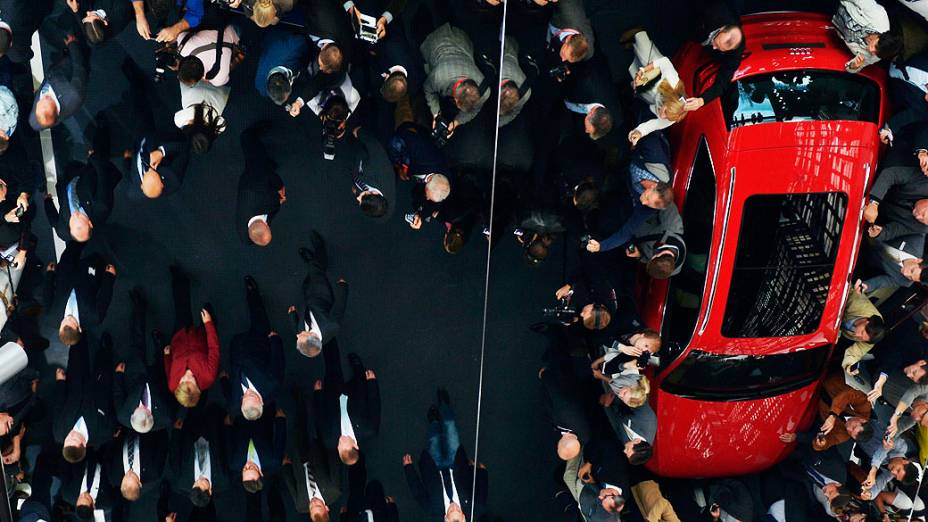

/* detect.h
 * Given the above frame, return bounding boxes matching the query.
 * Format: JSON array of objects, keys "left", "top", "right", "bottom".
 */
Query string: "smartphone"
[
  {"left": 849, "top": 362, "right": 860, "bottom": 374},
  {"left": 357, "top": 13, "right": 378, "bottom": 43},
  {"left": 14, "top": 205, "right": 24, "bottom": 218},
  {"left": 404, "top": 213, "right": 417, "bottom": 225}
]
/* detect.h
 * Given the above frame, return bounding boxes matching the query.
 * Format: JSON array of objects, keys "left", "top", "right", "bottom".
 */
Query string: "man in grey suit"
[
  {"left": 499, "top": 36, "right": 532, "bottom": 128},
  {"left": 420, "top": 23, "right": 490, "bottom": 132},
  {"left": 30, "top": 35, "right": 88, "bottom": 130},
  {"left": 549, "top": 0, "right": 595, "bottom": 63}
]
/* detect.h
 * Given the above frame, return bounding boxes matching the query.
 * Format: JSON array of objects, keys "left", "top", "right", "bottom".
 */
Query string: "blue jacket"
[{"left": 254, "top": 27, "right": 309, "bottom": 98}]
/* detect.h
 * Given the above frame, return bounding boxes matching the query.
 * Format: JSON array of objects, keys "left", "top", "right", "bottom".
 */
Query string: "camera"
[
  {"left": 635, "top": 351, "right": 660, "bottom": 369},
  {"left": 542, "top": 297, "right": 577, "bottom": 324},
  {"left": 431, "top": 114, "right": 452, "bottom": 148},
  {"left": 356, "top": 12, "right": 379, "bottom": 44},
  {"left": 208, "top": 0, "right": 235, "bottom": 6},
  {"left": 321, "top": 117, "right": 340, "bottom": 161},
  {"left": 153, "top": 44, "right": 179, "bottom": 83},
  {"left": 14, "top": 205, "right": 24, "bottom": 219},
  {"left": 548, "top": 63, "right": 570, "bottom": 82},
  {"left": 579, "top": 234, "right": 592, "bottom": 250}
]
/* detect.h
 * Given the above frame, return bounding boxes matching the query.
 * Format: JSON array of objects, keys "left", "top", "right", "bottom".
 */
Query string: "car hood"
[{"left": 645, "top": 379, "right": 819, "bottom": 477}]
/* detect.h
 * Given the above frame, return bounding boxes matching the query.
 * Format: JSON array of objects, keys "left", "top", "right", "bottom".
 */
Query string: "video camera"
[
  {"left": 322, "top": 117, "right": 339, "bottom": 161},
  {"left": 548, "top": 63, "right": 570, "bottom": 82},
  {"left": 153, "top": 44, "right": 179, "bottom": 83},
  {"left": 543, "top": 297, "right": 577, "bottom": 324},
  {"left": 431, "top": 114, "right": 452, "bottom": 148}
]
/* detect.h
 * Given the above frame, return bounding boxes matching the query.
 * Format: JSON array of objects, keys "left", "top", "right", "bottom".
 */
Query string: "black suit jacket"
[
  {"left": 561, "top": 67, "right": 621, "bottom": 146},
  {"left": 45, "top": 154, "right": 119, "bottom": 241},
  {"left": 105, "top": 430, "right": 169, "bottom": 491},
  {"left": 234, "top": 147, "right": 284, "bottom": 244},
  {"left": 281, "top": 434, "right": 343, "bottom": 513},
  {"left": 227, "top": 413, "right": 287, "bottom": 479},
  {"left": 125, "top": 134, "right": 190, "bottom": 201},
  {"left": 692, "top": 0, "right": 744, "bottom": 104},
  {"left": 113, "top": 362, "right": 176, "bottom": 433},
  {"left": 43, "top": 241, "right": 115, "bottom": 331},
  {"left": 221, "top": 333, "right": 285, "bottom": 420},
  {"left": 313, "top": 349, "right": 381, "bottom": 448},
  {"left": 290, "top": 276, "right": 347, "bottom": 347},
  {"left": 70, "top": 0, "right": 132, "bottom": 40},
  {"left": 61, "top": 450, "right": 120, "bottom": 515},
  {"left": 29, "top": 40, "right": 88, "bottom": 129},
  {"left": 166, "top": 403, "right": 230, "bottom": 495},
  {"left": 541, "top": 364, "right": 592, "bottom": 446},
  {"left": 51, "top": 339, "right": 116, "bottom": 448},
  {"left": 0, "top": 0, "right": 53, "bottom": 63},
  {"left": 404, "top": 447, "right": 487, "bottom": 517}
]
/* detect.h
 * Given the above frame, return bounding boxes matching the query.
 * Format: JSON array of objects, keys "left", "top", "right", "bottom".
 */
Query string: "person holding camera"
[
  {"left": 283, "top": 38, "right": 350, "bottom": 118},
  {"left": 420, "top": 24, "right": 490, "bottom": 137},
  {"left": 176, "top": 24, "right": 241, "bottom": 87},
  {"left": 131, "top": 0, "right": 211, "bottom": 42},
  {"left": 545, "top": 0, "right": 594, "bottom": 82}
]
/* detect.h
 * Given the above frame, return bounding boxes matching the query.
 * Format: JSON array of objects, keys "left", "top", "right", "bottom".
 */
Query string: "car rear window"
[
  {"left": 722, "top": 69, "right": 880, "bottom": 129},
  {"left": 660, "top": 346, "right": 830, "bottom": 401},
  {"left": 722, "top": 192, "right": 847, "bottom": 338}
]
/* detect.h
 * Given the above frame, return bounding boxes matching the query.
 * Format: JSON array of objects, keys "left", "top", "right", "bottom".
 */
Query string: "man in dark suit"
[
  {"left": 44, "top": 148, "right": 120, "bottom": 243},
  {"left": 166, "top": 403, "right": 229, "bottom": 510},
  {"left": 53, "top": 336, "right": 117, "bottom": 464},
  {"left": 282, "top": 389, "right": 343, "bottom": 517},
  {"left": 105, "top": 429, "right": 169, "bottom": 502},
  {"left": 419, "top": 24, "right": 490, "bottom": 132},
  {"left": 44, "top": 241, "right": 116, "bottom": 346},
  {"left": 235, "top": 124, "right": 286, "bottom": 247},
  {"left": 127, "top": 133, "right": 190, "bottom": 200},
  {"left": 403, "top": 391, "right": 488, "bottom": 520},
  {"left": 539, "top": 364, "right": 592, "bottom": 462},
  {"left": 288, "top": 231, "right": 348, "bottom": 358},
  {"left": 61, "top": 449, "right": 122, "bottom": 521},
  {"left": 30, "top": 34, "right": 88, "bottom": 130},
  {"left": 228, "top": 405, "right": 287, "bottom": 493},
  {"left": 255, "top": 25, "right": 310, "bottom": 104},
  {"left": 114, "top": 290, "right": 176, "bottom": 434},
  {"left": 561, "top": 66, "right": 620, "bottom": 146},
  {"left": 684, "top": 0, "right": 745, "bottom": 112},
  {"left": 387, "top": 122, "right": 449, "bottom": 181},
  {"left": 222, "top": 276, "right": 285, "bottom": 421},
  {"left": 342, "top": 453, "right": 399, "bottom": 521},
  {"left": 883, "top": 54, "right": 928, "bottom": 142},
  {"left": 64, "top": 0, "right": 132, "bottom": 46},
  {"left": 313, "top": 341, "right": 380, "bottom": 466},
  {"left": 346, "top": 130, "right": 396, "bottom": 220},
  {"left": 0, "top": 0, "right": 53, "bottom": 63}
]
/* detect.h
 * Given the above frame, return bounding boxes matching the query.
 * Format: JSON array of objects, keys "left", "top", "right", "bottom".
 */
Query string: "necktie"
[
  {"left": 197, "top": 443, "right": 206, "bottom": 472},
  {"left": 67, "top": 178, "right": 83, "bottom": 216},
  {"left": 141, "top": 384, "right": 151, "bottom": 410},
  {"left": 127, "top": 435, "right": 136, "bottom": 471},
  {"left": 352, "top": 161, "right": 370, "bottom": 193}
]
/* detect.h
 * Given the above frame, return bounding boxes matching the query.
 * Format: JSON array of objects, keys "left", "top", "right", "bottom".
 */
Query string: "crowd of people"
[{"left": 3, "top": 0, "right": 928, "bottom": 520}]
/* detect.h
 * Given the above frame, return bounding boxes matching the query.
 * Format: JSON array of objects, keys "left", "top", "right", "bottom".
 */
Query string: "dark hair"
[
  {"left": 583, "top": 305, "right": 611, "bottom": 330},
  {"left": 628, "top": 441, "right": 653, "bottom": 465},
  {"left": 589, "top": 106, "right": 613, "bottom": 139},
  {"left": 454, "top": 79, "right": 481, "bottom": 113},
  {"left": 76, "top": 505, "right": 95, "bottom": 520},
  {"left": 856, "top": 420, "right": 874, "bottom": 443},
  {"left": 382, "top": 71, "right": 407, "bottom": 103},
  {"left": 323, "top": 96, "right": 349, "bottom": 123},
  {"left": 830, "top": 491, "right": 852, "bottom": 514},
  {"left": 920, "top": 264, "right": 928, "bottom": 283},
  {"left": 62, "top": 443, "right": 86, "bottom": 463},
  {"left": 0, "top": 28, "right": 10, "bottom": 56},
  {"left": 266, "top": 72, "right": 291, "bottom": 105},
  {"left": 443, "top": 228, "right": 465, "bottom": 254},
  {"left": 83, "top": 19, "right": 106, "bottom": 46},
  {"left": 902, "top": 462, "right": 920, "bottom": 486},
  {"left": 573, "top": 181, "right": 600, "bottom": 211},
  {"left": 876, "top": 31, "right": 903, "bottom": 61},
  {"left": 646, "top": 253, "right": 676, "bottom": 280},
  {"left": 360, "top": 193, "right": 387, "bottom": 217},
  {"left": 177, "top": 56, "right": 205, "bottom": 85},
  {"left": 189, "top": 485, "right": 211, "bottom": 507},
  {"left": 183, "top": 104, "right": 226, "bottom": 154},
  {"left": 242, "top": 478, "right": 263, "bottom": 493},
  {"left": 525, "top": 234, "right": 551, "bottom": 264},
  {"left": 865, "top": 315, "right": 885, "bottom": 343},
  {"left": 0, "top": 136, "right": 9, "bottom": 155}
]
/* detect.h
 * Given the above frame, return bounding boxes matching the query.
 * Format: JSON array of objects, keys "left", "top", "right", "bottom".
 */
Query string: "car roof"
[{"left": 681, "top": 12, "right": 885, "bottom": 356}]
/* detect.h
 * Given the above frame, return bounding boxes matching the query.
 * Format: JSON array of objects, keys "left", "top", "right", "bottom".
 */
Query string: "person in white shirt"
[
  {"left": 626, "top": 31, "right": 688, "bottom": 147},
  {"left": 176, "top": 25, "right": 241, "bottom": 88}
]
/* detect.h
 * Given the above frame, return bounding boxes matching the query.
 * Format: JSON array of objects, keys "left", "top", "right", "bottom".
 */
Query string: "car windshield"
[
  {"left": 722, "top": 192, "right": 847, "bottom": 338},
  {"left": 722, "top": 69, "right": 880, "bottom": 129},
  {"left": 660, "top": 346, "right": 830, "bottom": 401}
]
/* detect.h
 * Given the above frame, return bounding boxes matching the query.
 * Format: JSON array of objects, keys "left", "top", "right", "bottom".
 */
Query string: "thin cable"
[{"left": 470, "top": 2, "right": 509, "bottom": 520}]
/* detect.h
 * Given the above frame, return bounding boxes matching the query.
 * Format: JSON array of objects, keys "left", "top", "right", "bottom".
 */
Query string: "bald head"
[
  {"left": 248, "top": 220, "right": 272, "bottom": 246},
  {"left": 556, "top": 433, "right": 581, "bottom": 460},
  {"left": 35, "top": 97, "right": 60, "bottom": 129},
  {"left": 914, "top": 199, "right": 928, "bottom": 225},
  {"left": 142, "top": 171, "right": 165, "bottom": 198},
  {"left": 120, "top": 471, "right": 141, "bottom": 501},
  {"left": 69, "top": 213, "right": 93, "bottom": 242}
]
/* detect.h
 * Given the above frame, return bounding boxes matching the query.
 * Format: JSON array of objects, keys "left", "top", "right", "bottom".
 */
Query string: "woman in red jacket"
[{"left": 161, "top": 266, "right": 220, "bottom": 408}]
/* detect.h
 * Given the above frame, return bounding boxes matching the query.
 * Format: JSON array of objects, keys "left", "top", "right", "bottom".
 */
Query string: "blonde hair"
[
  {"left": 656, "top": 79, "right": 687, "bottom": 122},
  {"left": 175, "top": 380, "right": 202, "bottom": 408},
  {"left": 252, "top": 0, "right": 278, "bottom": 28},
  {"left": 624, "top": 376, "right": 651, "bottom": 408}
]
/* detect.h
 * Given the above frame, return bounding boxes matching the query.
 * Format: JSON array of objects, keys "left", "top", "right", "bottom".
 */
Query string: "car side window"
[{"left": 660, "top": 137, "right": 716, "bottom": 365}]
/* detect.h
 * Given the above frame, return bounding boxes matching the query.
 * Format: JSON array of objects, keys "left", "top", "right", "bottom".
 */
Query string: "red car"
[{"left": 639, "top": 12, "right": 889, "bottom": 478}]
